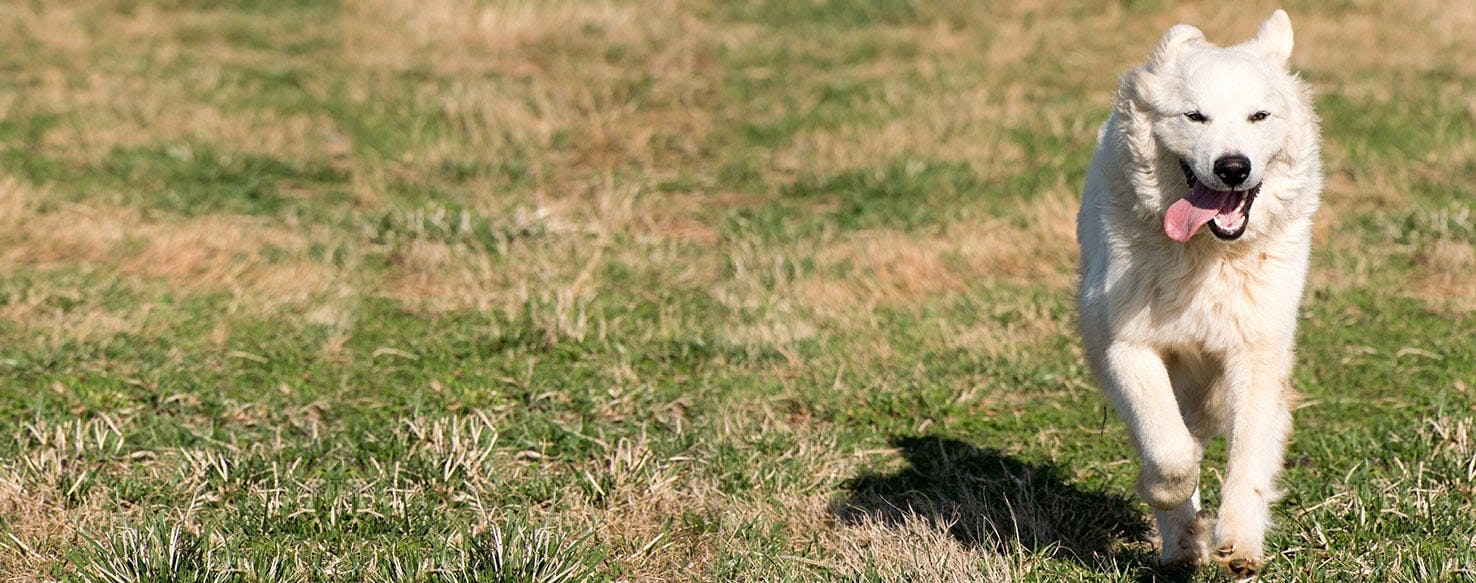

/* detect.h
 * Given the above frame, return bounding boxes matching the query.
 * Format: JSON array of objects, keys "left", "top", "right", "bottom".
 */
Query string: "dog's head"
[{"left": 1118, "top": 10, "right": 1320, "bottom": 244}]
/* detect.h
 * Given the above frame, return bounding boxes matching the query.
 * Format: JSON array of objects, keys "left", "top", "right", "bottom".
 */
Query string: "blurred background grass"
[{"left": 0, "top": 1, "right": 1472, "bottom": 581}]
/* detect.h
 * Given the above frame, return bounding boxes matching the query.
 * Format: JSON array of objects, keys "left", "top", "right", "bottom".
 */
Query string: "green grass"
[{"left": 0, "top": 1, "right": 1473, "bottom": 581}]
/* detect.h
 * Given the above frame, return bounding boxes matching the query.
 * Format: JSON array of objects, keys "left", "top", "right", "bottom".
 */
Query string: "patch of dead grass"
[
  {"left": 38, "top": 96, "right": 351, "bottom": 165},
  {"left": 0, "top": 470, "right": 71, "bottom": 582},
  {"left": 375, "top": 194, "right": 601, "bottom": 316},
  {"left": 1, "top": 3, "right": 349, "bottom": 165},
  {"left": 0, "top": 289, "right": 157, "bottom": 346},
  {"left": 773, "top": 87, "right": 1030, "bottom": 183},
  {"left": 344, "top": 0, "right": 664, "bottom": 76},
  {"left": 379, "top": 184, "right": 727, "bottom": 317},
  {"left": 942, "top": 301, "right": 1073, "bottom": 361},
  {"left": 346, "top": 0, "right": 719, "bottom": 183},
  {"left": 0, "top": 3, "right": 91, "bottom": 59},
  {"left": 587, "top": 446, "right": 722, "bottom": 581},
  {"left": 6, "top": 210, "right": 341, "bottom": 306},
  {"left": 1295, "top": 1, "right": 1476, "bottom": 81},
  {"left": 0, "top": 176, "right": 353, "bottom": 340},
  {"left": 381, "top": 238, "right": 511, "bottom": 313},
  {"left": 795, "top": 193, "right": 1078, "bottom": 316},
  {"left": 622, "top": 192, "right": 722, "bottom": 247},
  {"left": 722, "top": 315, "right": 818, "bottom": 349},
  {"left": 1409, "top": 239, "right": 1476, "bottom": 312},
  {"left": 818, "top": 503, "right": 1023, "bottom": 582},
  {"left": 553, "top": 427, "right": 1028, "bottom": 582},
  {"left": 585, "top": 484, "right": 1025, "bottom": 582},
  {"left": 0, "top": 416, "right": 140, "bottom": 581}
]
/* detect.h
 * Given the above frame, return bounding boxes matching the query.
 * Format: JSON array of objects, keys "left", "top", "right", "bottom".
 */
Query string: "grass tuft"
[{"left": 69, "top": 524, "right": 224, "bottom": 583}]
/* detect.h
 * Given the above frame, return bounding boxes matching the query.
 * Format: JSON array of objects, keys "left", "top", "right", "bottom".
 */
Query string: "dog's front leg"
[
  {"left": 1092, "top": 343, "right": 1205, "bottom": 565},
  {"left": 1213, "top": 354, "right": 1294, "bottom": 579}
]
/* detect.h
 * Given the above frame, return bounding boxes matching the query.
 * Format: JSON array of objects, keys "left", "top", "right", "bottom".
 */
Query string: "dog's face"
[
  {"left": 1128, "top": 12, "right": 1312, "bottom": 244},
  {"left": 1156, "top": 52, "right": 1294, "bottom": 193}
]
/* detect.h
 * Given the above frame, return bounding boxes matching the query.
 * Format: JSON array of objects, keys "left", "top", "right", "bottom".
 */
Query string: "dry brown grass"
[
  {"left": 1, "top": 3, "right": 349, "bottom": 165},
  {"left": 559, "top": 428, "right": 1027, "bottom": 582},
  {"left": 796, "top": 193, "right": 1078, "bottom": 316},
  {"left": 377, "top": 196, "right": 598, "bottom": 317},
  {"left": 345, "top": 0, "right": 719, "bottom": 185},
  {"left": 17, "top": 60, "right": 348, "bottom": 165},
  {"left": 379, "top": 183, "right": 730, "bottom": 321},
  {"left": 42, "top": 99, "right": 349, "bottom": 165},
  {"left": 774, "top": 88, "right": 1031, "bottom": 184},
  {"left": 818, "top": 505, "right": 1023, "bottom": 582},
  {"left": 1311, "top": 200, "right": 1475, "bottom": 314},
  {"left": 0, "top": 470, "right": 72, "bottom": 583},
  {"left": 0, "top": 3, "right": 91, "bottom": 60},
  {"left": 0, "top": 174, "right": 353, "bottom": 343},
  {"left": 571, "top": 440, "right": 724, "bottom": 582},
  {"left": 1410, "top": 238, "right": 1476, "bottom": 312},
  {"left": 340, "top": 0, "right": 738, "bottom": 317},
  {"left": 1296, "top": 1, "right": 1476, "bottom": 80},
  {"left": 4, "top": 209, "right": 342, "bottom": 305},
  {"left": 757, "top": 2, "right": 1138, "bottom": 185},
  {"left": 0, "top": 290, "right": 155, "bottom": 347},
  {"left": 0, "top": 417, "right": 137, "bottom": 583}
]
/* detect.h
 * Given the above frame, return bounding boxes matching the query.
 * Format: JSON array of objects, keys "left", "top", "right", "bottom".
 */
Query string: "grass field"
[{"left": 0, "top": 0, "right": 1472, "bottom": 581}]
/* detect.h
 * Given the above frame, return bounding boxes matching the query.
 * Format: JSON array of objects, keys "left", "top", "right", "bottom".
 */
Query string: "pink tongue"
[{"left": 1164, "top": 183, "right": 1234, "bottom": 243}]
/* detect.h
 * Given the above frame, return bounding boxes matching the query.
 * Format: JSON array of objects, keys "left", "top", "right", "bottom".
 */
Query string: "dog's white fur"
[{"left": 1076, "top": 10, "right": 1321, "bottom": 578}]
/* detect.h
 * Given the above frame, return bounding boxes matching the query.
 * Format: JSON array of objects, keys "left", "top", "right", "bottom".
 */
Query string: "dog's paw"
[
  {"left": 1160, "top": 550, "right": 1207, "bottom": 571},
  {"left": 1159, "top": 510, "right": 1212, "bottom": 569},
  {"left": 1213, "top": 542, "right": 1265, "bottom": 580}
]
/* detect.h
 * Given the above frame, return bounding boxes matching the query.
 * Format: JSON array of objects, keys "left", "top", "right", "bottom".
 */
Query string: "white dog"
[{"left": 1076, "top": 10, "right": 1321, "bottom": 578}]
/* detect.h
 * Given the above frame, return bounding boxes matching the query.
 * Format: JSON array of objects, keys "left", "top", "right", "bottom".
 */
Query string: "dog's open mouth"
[{"left": 1164, "top": 160, "right": 1258, "bottom": 243}]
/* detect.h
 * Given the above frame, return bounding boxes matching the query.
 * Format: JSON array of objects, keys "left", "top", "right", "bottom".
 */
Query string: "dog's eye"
[
  {"left": 1184, "top": 111, "right": 1207, "bottom": 123},
  {"left": 1249, "top": 111, "right": 1270, "bottom": 122}
]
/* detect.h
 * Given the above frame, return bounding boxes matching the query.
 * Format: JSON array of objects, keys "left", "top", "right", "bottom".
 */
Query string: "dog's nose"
[{"left": 1214, "top": 155, "right": 1252, "bottom": 187}]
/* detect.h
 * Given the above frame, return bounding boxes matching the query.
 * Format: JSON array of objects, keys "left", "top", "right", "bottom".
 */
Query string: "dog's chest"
[{"left": 1133, "top": 249, "right": 1289, "bottom": 349}]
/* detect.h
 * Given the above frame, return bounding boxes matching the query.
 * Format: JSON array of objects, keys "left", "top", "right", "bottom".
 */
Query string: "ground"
[{"left": 0, "top": 1, "right": 1472, "bottom": 581}]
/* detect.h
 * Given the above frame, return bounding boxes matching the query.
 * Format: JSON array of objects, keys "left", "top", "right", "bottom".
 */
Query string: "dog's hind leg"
[{"left": 1213, "top": 356, "right": 1295, "bottom": 580}]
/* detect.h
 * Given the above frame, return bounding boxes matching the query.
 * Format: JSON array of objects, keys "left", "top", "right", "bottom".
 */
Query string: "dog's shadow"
[{"left": 832, "top": 436, "right": 1189, "bottom": 580}]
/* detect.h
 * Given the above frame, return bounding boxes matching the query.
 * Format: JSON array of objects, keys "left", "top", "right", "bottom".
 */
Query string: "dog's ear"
[
  {"left": 1246, "top": 9, "right": 1294, "bottom": 67},
  {"left": 1145, "top": 24, "right": 1204, "bottom": 73},
  {"left": 1128, "top": 24, "right": 1202, "bottom": 112}
]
